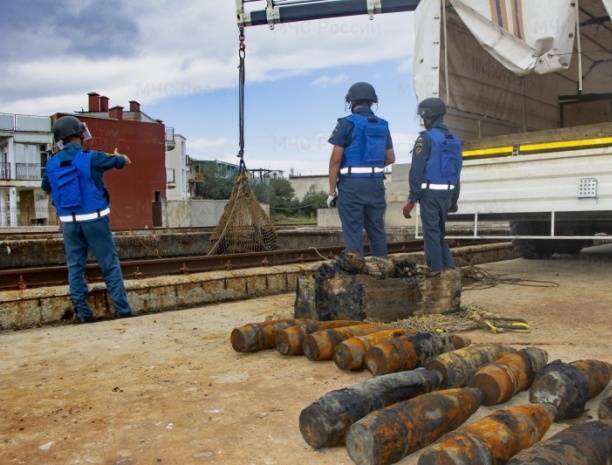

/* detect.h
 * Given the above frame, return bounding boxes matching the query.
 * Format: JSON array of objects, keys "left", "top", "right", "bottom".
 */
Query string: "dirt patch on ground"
[{"left": 1, "top": 251, "right": 611, "bottom": 465}]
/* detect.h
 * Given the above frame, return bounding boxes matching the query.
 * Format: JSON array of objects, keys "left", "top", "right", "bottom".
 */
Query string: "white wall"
[
  {"left": 165, "top": 133, "right": 189, "bottom": 201},
  {"left": 289, "top": 176, "right": 328, "bottom": 201},
  {"left": 166, "top": 199, "right": 270, "bottom": 228}
]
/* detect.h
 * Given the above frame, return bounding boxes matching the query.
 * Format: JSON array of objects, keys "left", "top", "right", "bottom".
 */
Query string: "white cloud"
[
  {"left": 397, "top": 60, "right": 412, "bottom": 73},
  {"left": 310, "top": 73, "right": 349, "bottom": 87},
  {"left": 0, "top": 1, "right": 415, "bottom": 115}
]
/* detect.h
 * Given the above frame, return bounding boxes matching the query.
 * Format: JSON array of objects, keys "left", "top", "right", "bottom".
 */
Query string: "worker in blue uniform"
[
  {"left": 403, "top": 98, "right": 463, "bottom": 273},
  {"left": 327, "top": 82, "right": 396, "bottom": 256},
  {"left": 42, "top": 115, "right": 133, "bottom": 323}
]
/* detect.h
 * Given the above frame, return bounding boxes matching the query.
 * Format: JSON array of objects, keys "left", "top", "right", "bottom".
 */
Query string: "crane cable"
[{"left": 237, "top": 27, "right": 247, "bottom": 174}]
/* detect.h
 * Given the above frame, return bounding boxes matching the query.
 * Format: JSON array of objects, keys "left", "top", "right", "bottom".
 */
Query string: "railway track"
[{"left": 0, "top": 240, "right": 486, "bottom": 291}]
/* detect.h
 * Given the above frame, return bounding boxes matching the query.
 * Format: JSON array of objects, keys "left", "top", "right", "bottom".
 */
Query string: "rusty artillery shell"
[
  {"left": 417, "top": 403, "right": 556, "bottom": 465},
  {"left": 426, "top": 344, "right": 514, "bottom": 388},
  {"left": 365, "top": 333, "right": 471, "bottom": 376},
  {"left": 507, "top": 420, "right": 612, "bottom": 465},
  {"left": 599, "top": 385, "right": 612, "bottom": 420},
  {"left": 230, "top": 319, "right": 296, "bottom": 353},
  {"left": 275, "top": 320, "right": 362, "bottom": 355},
  {"left": 303, "top": 323, "right": 380, "bottom": 361},
  {"left": 334, "top": 329, "right": 412, "bottom": 371},
  {"left": 346, "top": 388, "right": 483, "bottom": 465},
  {"left": 529, "top": 359, "right": 612, "bottom": 420},
  {"left": 299, "top": 367, "right": 442, "bottom": 449},
  {"left": 470, "top": 347, "right": 548, "bottom": 405}
]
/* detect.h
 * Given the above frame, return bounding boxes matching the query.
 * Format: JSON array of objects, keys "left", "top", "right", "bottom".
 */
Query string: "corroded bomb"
[
  {"left": 299, "top": 367, "right": 442, "bottom": 449},
  {"left": 346, "top": 388, "right": 483, "bottom": 465},
  {"left": 303, "top": 323, "right": 380, "bottom": 361},
  {"left": 508, "top": 420, "right": 612, "bottom": 465},
  {"left": 365, "top": 333, "right": 471, "bottom": 376},
  {"left": 530, "top": 359, "right": 612, "bottom": 420},
  {"left": 334, "top": 329, "right": 411, "bottom": 371},
  {"left": 230, "top": 319, "right": 296, "bottom": 353},
  {"left": 426, "top": 344, "right": 514, "bottom": 387},
  {"left": 599, "top": 385, "right": 612, "bottom": 420},
  {"left": 417, "top": 403, "right": 556, "bottom": 465},
  {"left": 470, "top": 347, "right": 548, "bottom": 405},
  {"left": 275, "top": 320, "right": 361, "bottom": 355}
]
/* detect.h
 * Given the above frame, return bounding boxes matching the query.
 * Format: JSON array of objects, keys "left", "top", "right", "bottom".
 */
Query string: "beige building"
[{"left": 0, "top": 113, "right": 54, "bottom": 227}]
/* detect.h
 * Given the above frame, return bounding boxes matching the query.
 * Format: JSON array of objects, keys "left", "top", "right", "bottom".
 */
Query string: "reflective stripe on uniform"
[
  {"left": 422, "top": 183, "right": 455, "bottom": 190},
  {"left": 59, "top": 208, "right": 111, "bottom": 223},
  {"left": 340, "top": 167, "right": 385, "bottom": 174}
]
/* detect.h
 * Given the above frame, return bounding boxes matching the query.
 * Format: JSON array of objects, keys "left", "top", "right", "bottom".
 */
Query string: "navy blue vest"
[
  {"left": 424, "top": 127, "right": 463, "bottom": 185},
  {"left": 341, "top": 113, "right": 389, "bottom": 177},
  {"left": 45, "top": 150, "right": 109, "bottom": 216}
]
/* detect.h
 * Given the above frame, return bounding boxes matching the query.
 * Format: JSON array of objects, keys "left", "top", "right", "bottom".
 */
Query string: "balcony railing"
[
  {"left": 0, "top": 163, "right": 9, "bottom": 180},
  {"left": 0, "top": 206, "right": 54, "bottom": 227},
  {"left": 15, "top": 163, "right": 42, "bottom": 180}
]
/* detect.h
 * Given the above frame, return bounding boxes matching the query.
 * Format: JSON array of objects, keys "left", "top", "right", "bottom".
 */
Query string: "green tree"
[{"left": 301, "top": 185, "right": 328, "bottom": 217}]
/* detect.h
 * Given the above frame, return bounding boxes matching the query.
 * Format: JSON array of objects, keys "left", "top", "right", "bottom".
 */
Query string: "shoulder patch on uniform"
[{"left": 413, "top": 136, "right": 425, "bottom": 156}]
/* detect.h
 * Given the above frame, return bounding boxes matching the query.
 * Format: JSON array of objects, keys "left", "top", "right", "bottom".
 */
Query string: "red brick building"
[{"left": 54, "top": 93, "right": 167, "bottom": 230}]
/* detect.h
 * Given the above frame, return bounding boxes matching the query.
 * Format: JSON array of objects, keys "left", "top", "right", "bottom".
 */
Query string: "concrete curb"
[{"left": 0, "top": 243, "right": 516, "bottom": 331}]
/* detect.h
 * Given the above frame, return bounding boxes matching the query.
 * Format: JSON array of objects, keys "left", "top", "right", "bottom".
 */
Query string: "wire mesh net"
[{"left": 208, "top": 171, "right": 278, "bottom": 255}]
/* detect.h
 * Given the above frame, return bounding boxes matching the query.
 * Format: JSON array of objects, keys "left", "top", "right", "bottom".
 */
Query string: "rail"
[{"left": 0, "top": 240, "right": 489, "bottom": 290}]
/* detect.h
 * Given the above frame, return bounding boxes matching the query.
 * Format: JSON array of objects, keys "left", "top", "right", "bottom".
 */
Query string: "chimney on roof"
[
  {"left": 110, "top": 105, "right": 124, "bottom": 121},
  {"left": 99, "top": 96, "right": 109, "bottom": 112},
  {"left": 88, "top": 92, "right": 100, "bottom": 112},
  {"left": 129, "top": 100, "right": 141, "bottom": 112}
]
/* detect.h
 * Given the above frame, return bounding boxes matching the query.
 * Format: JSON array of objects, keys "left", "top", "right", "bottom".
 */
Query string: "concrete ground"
[{"left": 1, "top": 249, "right": 611, "bottom": 465}]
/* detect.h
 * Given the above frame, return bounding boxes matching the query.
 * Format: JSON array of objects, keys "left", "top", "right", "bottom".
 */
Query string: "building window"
[{"left": 166, "top": 168, "right": 176, "bottom": 184}]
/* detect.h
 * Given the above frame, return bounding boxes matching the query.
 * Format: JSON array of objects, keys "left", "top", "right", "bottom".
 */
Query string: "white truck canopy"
[{"left": 414, "top": 0, "right": 612, "bottom": 139}]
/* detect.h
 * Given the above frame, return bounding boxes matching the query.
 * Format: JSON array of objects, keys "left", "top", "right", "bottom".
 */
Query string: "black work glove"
[{"left": 449, "top": 204, "right": 458, "bottom": 213}]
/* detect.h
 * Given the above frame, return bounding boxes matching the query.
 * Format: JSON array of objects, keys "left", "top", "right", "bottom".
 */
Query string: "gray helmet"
[
  {"left": 417, "top": 97, "right": 446, "bottom": 121},
  {"left": 345, "top": 82, "right": 378, "bottom": 104},
  {"left": 53, "top": 115, "right": 86, "bottom": 143}
]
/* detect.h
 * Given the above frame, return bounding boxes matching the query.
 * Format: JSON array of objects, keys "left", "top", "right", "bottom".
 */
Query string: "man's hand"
[
  {"left": 112, "top": 148, "right": 132, "bottom": 165},
  {"left": 449, "top": 204, "right": 458, "bottom": 213},
  {"left": 327, "top": 193, "right": 337, "bottom": 208},
  {"left": 402, "top": 201, "right": 415, "bottom": 219}
]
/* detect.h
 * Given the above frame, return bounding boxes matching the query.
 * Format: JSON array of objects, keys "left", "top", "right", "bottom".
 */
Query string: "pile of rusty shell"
[
  {"left": 334, "top": 329, "right": 412, "bottom": 371},
  {"left": 230, "top": 319, "right": 296, "bottom": 353},
  {"left": 417, "top": 403, "right": 557, "bottom": 465},
  {"left": 346, "top": 388, "right": 483, "bottom": 465},
  {"left": 303, "top": 323, "right": 381, "bottom": 361},
  {"left": 470, "top": 347, "right": 548, "bottom": 405},
  {"left": 299, "top": 367, "right": 442, "bottom": 449},
  {"left": 275, "top": 320, "right": 362, "bottom": 356},
  {"left": 599, "top": 385, "right": 612, "bottom": 420},
  {"left": 365, "top": 333, "right": 471, "bottom": 376},
  {"left": 507, "top": 420, "right": 612, "bottom": 465},
  {"left": 529, "top": 359, "right": 612, "bottom": 420},
  {"left": 426, "top": 343, "right": 514, "bottom": 388}
]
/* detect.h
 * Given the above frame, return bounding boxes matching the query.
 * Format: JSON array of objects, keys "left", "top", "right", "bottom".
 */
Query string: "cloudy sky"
[{"left": 1, "top": 0, "right": 420, "bottom": 175}]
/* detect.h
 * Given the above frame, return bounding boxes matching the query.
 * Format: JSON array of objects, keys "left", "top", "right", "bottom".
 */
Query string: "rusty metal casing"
[
  {"left": 334, "top": 329, "right": 412, "bottom": 371},
  {"left": 275, "top": 320, "right": 362, "bottom": 355},
  {"left": 346, "top": 388, "right": 483, "bottom": 465},
  {"left": 599, "top": 385, "right": 612, "bottom": 420},
  {"left": 470, "top": 347, "right": 548, "bottom": 405},
  {"left": 426, "top": 344, "right": 515, "bottom": 388},
  {"left": 366, "top": 333, "right": 471, "bottom": 376},
  {"left": 508, "top": 420, "right": 612, "bottom": 465},
  {"left": 529, "top": 359, "right": 612, "bottom": 420},
  {"left": 299, "top": 367, "right": 443, "bottom": 449},
  {"left": 230, "top": 319, "right": 296, "bottom": 353},
  {"left": 417, "top": 403, "right": 556, "bottom": 465},
  {"left": 303, "top": 323, "right": 380, "bottom": 361}
]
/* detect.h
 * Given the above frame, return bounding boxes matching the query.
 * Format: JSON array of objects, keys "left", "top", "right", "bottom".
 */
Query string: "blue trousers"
[
  {"left": 420, "top": 190, "right": 455, "bottom": 272},
  {"left": 62, "top": 216, "right": 132, "bottom": 319},
  {"left": 337, "top": 176, "right": 388, "bottom": 257}
]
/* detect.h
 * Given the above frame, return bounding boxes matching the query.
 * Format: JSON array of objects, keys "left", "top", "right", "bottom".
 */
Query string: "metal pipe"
[
  {"left": 442, "top": 0, "right": 450, "bottom": 103},
  {"left": 238, "top": 0, "right": 420, "bottom": 27},
  {"left": 575, "top": 0, "right": 584, "bottom": 94}
]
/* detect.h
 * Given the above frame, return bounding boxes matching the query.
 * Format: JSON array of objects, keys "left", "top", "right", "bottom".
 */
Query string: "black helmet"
[
  {"left": 53, "top": 115, "right": 86, "bottom": 143},
  {"left": 345, "top": 82, "right": 378, "bottom": 104},
  {"left": 417, "top": 97, "right": 446, "bottom": 122}
]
